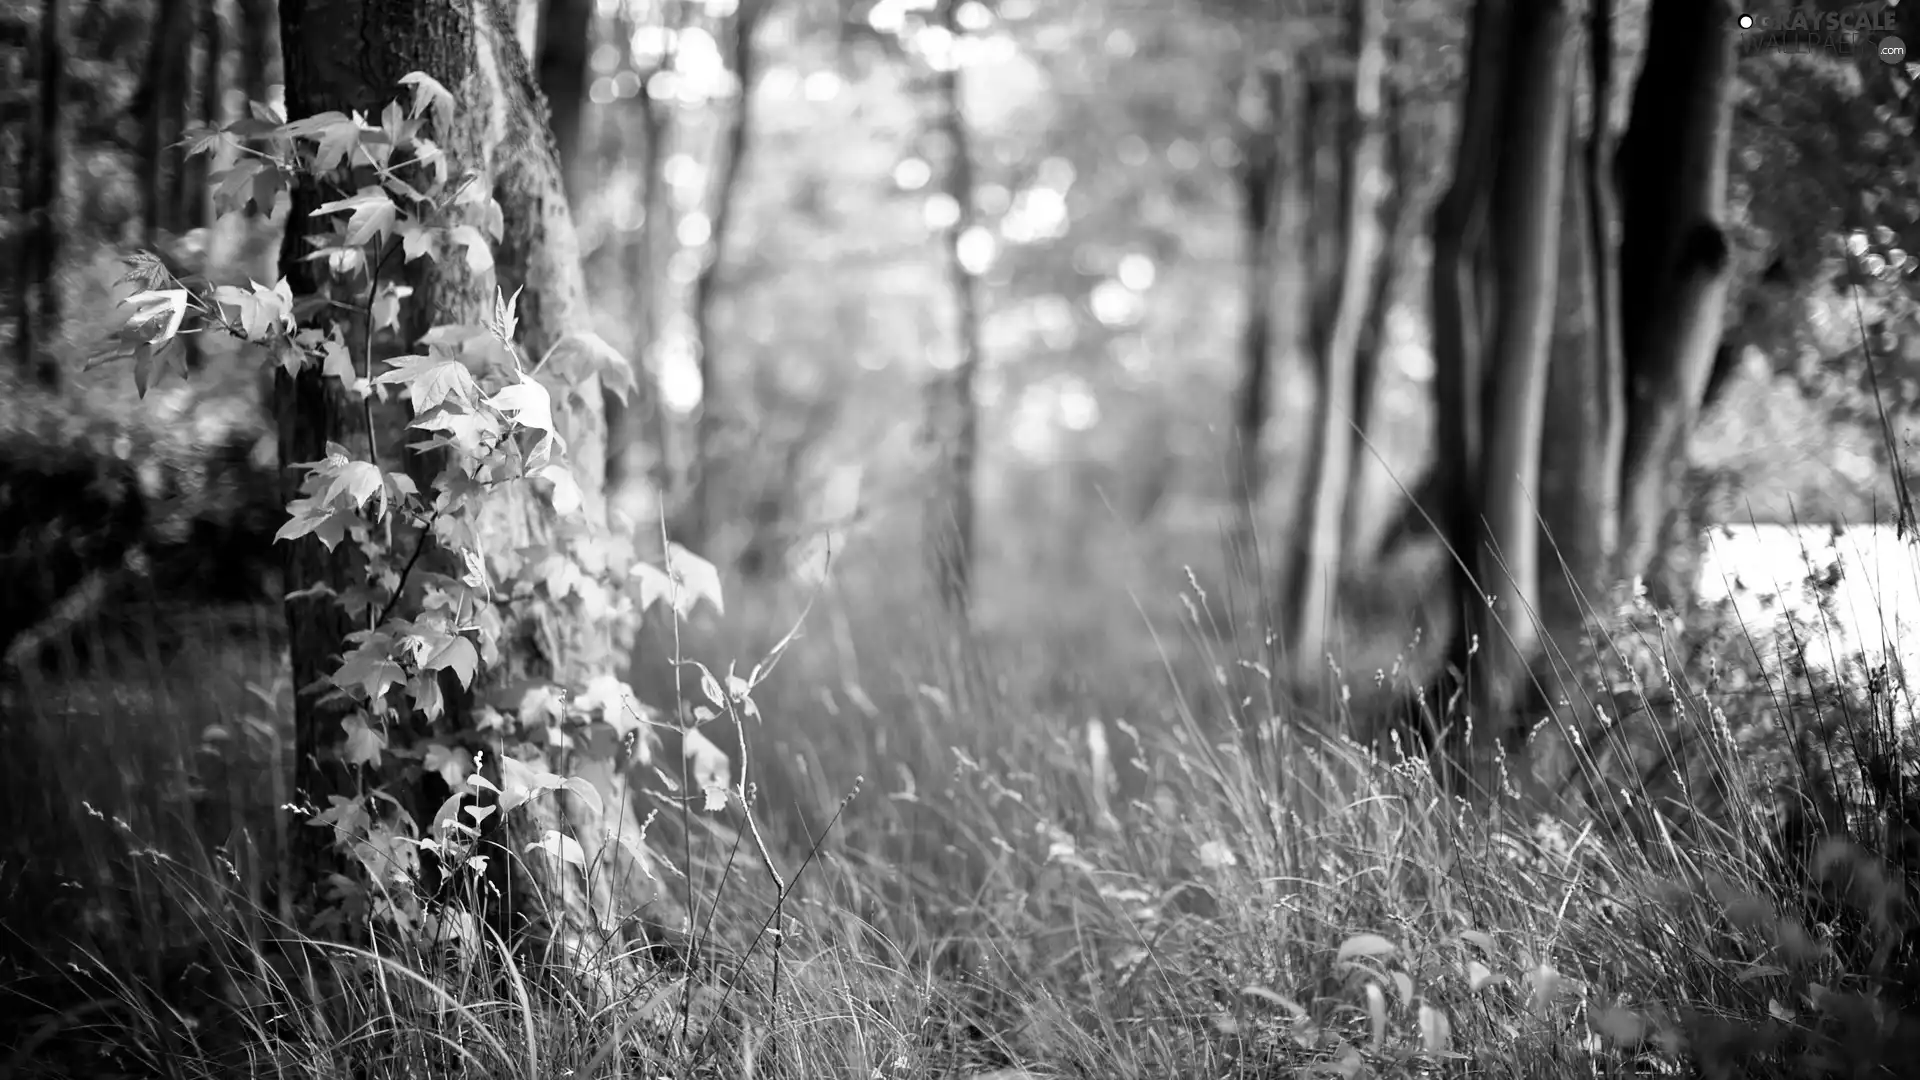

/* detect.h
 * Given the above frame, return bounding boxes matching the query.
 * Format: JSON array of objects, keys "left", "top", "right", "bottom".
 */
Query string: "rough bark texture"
[
  {"left": 1285, "top": 0, "right": 1387, "bottom": 669},
  {"left": 687, "top": 0, "right": 767, "bottom": 549},
  {"left": 924, "top": 0, "right": 984, "bottom": 616},
  {"left": 18, "top": 0, "right": 64, "bottom": 389},
  {"left": 278, "top": 0, "right": 676, "bottom": 958}
]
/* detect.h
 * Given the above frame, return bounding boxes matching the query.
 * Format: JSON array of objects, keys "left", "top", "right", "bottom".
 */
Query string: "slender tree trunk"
[
  {"left": 278, "top": 0, "right": 678, "bottom": 958},
  {"left": 1340, "top": 65, "right": 1406, "bottom": 553},
  {"left": 606, "top": 39, "right": 673, "bottom": 534},
  {"left": 924, "top": 0, "right": 984, "bottom": 616},
  {"left": 1285, "top": 0, "right": 1387, "bottom": 668},
  {"left": 534, "top": 0, "right": 591, "bottom": 207},
  {"left": 237, "top": 0, "right": 277, "bottom": 108},
  {"left": 18, "top": 0, "right": 64, "bottom": 389},
  {"left": 1463, "top": 0, "right": 1575, "bottom": 738},
  {"left": 686, "top": 0, "right": 766, "bottom": 549},
  {"left": 1229, "top": 66, "right": 1287, "bottom": 572},
  {"left": 140, "top": 0, "right": 196, "bottom": 241},
  {"left": 1613, "top": 0, "right": 1737, "bottom": 596}
]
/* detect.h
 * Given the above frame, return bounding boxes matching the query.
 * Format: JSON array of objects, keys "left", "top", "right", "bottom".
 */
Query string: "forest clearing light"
[
  {"left": 1698, "top": 523, "right": 1920, "bottom": 724},
  {"left": 1117, "top": 253, "right": 1156, "bottom": 291},
  {"left": 704, "top": 0, "right": 739, "bottom": 16},
  {"left": 893, "top": 157, "right": 932, "bottom": 191},
  {"left": 923, "top": 193, "right": 961, "bottom": 231},
  {"left": 804, "top": 70, "right": 843, "bottom": 102},
  {"left": 677, "top": 212, "right": 713, "bottom": 249},
  {"left": 957, "top": 226, "right": 998, "bottom": 274},
  {"left": 1089, "top": 279, "right": 1143, "bottom": 327},
  {"left": 957, "top": 1, "right": 994, "bottom": 31},
  {"left": 657, "top": 340, "right": 704, "bottom": 414}
]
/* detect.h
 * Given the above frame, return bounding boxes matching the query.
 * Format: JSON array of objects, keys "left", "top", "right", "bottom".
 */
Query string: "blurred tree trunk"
[
  {"left": 534, "top": 0, "right": 591, "bottom": 206},
  {"left": 1228, "top": 65, "right": 1290, "bottom": 576},
  {"left": 1283, "top": 0, "right": 1387, "bottom": 669},
  {"left": 1422, "top": 0, "right": 1575, "bottom": 785},
  {"left": 1536, "top": 0, "right": 1626, "bottom": 676},
  {"left": 139, "top": 0, "right": 196, "bottom": 241},
  {"left": 923, "top": 0, "right": 984, "bottom": 617},
  {"left": 1339, "top": 62, "right": 1407, "bottom": 554},
  {"left": 1613, "top": 0, "right": 1737, "bottom": 604},
  {"left": 685, "top": 0, "right": 767, "bottom": 549},
  {"left": 182, "top": 0, "right": 225, "bottom": 230},
  {"left": 278, "top": 0, "right": 678, "bottom": 953},
  {"left": 237, "top": 0, "right": 278, "bottom": 106},
  {"left": 17, "top": 0, "right": 64, "bottom": 389},
  {"left": 606, "top": 8, "right": 677, "bottom": 534}
]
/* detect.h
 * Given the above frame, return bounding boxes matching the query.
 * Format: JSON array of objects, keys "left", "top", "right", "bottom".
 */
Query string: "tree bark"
[
  {"left": 1340, "top": 61, "right": 1407, "bottom": 554},
  {"left": 1464, "top": 0, "right": 1575, "bottom": 736},
  {"left": 18, "top": 0, "right": 64, "bottom": 389},
  {"left": 277, "top": 0, "right": 678, "bottom": 958},
  {"left": 140, "top": 0, "right": 197, "bottom": 241},
  {"left": 237, "top": 0, "right": 278, "bottom": 107},
  {"left": 923, "top": 0, "right": 984, "bottom": 617},
  {"left": 1284, "top": 0, "right": 1387, "bottom": 668},
  {"left": 686, "top": 0, "right": 767, "bottom": 549},
  {"left": 1613, "top": 0, "right": 1737, "bottom": 594}
]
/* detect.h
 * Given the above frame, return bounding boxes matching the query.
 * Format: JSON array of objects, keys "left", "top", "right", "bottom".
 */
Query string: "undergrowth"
[{"left": 3, "top": 521, "right": 1920, "bottom": 1079}]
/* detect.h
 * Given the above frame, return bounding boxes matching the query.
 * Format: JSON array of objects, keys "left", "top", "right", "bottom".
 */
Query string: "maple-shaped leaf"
[
  {"left": 315, "top": 187, "right": 399, "bottom": 247},
  {"left": 322, "top": 459, "right": 386, "bottom": 516},
  {"left": 534, "top": 463, "right": 584, "bottom": 516},
  {"left": 399, "top": 223, "right": 439, "bottom": 262},
  {"left": 320, "top": 336, "right": 359, "bottom": 384},
  {"left": 448, "top": 224, "right": 493, "bottom": 274},
  {"left": 425, "top": 634, "right": 480, "bottom": 689},
  {"left": 123, "top": 289, "right": 191, "bottom": 343},
  {"left": 423, "top": 743, "right": 474, "bottom": 789},
  {"left": 341, "top": 713, "right": 387, "bottom": 767},
  {"left": 398, "top": 71, "right": 455, "bottom": 124},
  {"left": 664, "top": 542, "right": 725, "bottom": 618},
  {"left": 376, "top": 354, "right": 480, "bottom": 413},
  {"left": 334, "top": 641, "right": 406, "bottom": 701},
  {"left": 497, "top": 756, "right": 567, "bottom": 814},
  {"left": 313, "top": 116, "right": 364, "bottom": 173},
  {"left": 488, "top": 375, "right": 554, "bottom": 434}
]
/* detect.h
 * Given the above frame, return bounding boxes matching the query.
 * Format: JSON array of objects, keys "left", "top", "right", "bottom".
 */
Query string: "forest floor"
[{"left": 3, "top": 515, "right": 1918, "bottom": 1080}]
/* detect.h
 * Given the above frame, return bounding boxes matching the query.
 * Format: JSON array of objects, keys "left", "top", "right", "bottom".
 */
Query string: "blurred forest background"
[
  {"left": 2, "top": 0, "right": 1916, "bottom": 682},
  {"left": 8, "top": 0, "right": 1920, "bottom": 1075}
]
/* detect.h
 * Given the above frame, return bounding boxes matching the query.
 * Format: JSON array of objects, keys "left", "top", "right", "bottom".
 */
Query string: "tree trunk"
[
  {"left": 533, "top": 0, "right": 591, "bottom": 207},
  {"left": 924, "top": 0, "right": 984, "bottom": 617},
  {"left": 140, "top": 0, "right": 196, "bottom": 241},
  {"left": 1228, "top": 66, "right": 1289, "bottom": 574},
  {"left": 277, "top": 0, "right": 678, "bottom": 958},
  {"left": 1340, "top": 62, "right": 1407, "bottom": 554},
  {"left": 18, "top": 0, "right": 64, "bottom": 389},
  {"left": 605, "top": 27, "right": 674, "bottom": 534},
  {"left": 237, "top": 0, "right": 278, "bottom": 107},
  {"left": 1613, "top": 0, "right": 1737, "bottom": 594},
  {"left": 686, "top": 0, "right": 767, "bottom": 549},
  {"left": 1284, "top": 0, "right": 1387, "bottom": 669},
  {"left": 1463, "top": 0, "right": 1575, "bottom": 736},
  {"left": 1535, "top": 60, "right": 1624, "bottom": 680}
]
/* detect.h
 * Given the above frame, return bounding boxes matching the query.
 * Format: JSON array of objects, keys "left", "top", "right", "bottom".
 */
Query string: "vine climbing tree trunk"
[{"left": 277, "top": 0, "right": 680, "bottom": 963}]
